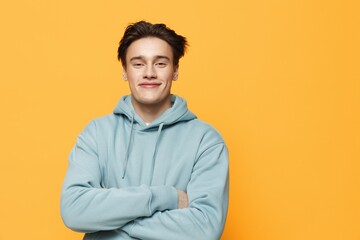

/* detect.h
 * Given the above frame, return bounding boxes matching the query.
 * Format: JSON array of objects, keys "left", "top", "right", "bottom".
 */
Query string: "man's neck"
[{"left": 131, "top": 97, "right": 172, "bottom": 124}]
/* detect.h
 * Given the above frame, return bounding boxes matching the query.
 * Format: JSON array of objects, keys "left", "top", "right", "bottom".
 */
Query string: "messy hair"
[{"left": 118, "top": 21, "right": 188, "bottom": 67}]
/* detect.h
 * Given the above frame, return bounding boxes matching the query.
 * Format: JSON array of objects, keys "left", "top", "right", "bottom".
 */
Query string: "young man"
[{"left": 60, "top": 21, "right": 229, "bottom": 240}]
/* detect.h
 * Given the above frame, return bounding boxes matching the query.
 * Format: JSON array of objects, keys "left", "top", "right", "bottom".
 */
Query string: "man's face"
[{"left": 124, "top": 37, "right": 178, "bottom": 109}]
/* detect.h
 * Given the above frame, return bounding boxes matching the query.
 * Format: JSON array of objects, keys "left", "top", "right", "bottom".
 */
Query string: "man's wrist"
[{"left": 176, "top": 190, "right": 188, "bottom": 209}]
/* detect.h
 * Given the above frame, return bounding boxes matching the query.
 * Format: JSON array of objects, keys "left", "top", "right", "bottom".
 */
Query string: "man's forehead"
[{"left": 126, "top": 37, "right": 173, "bottom": 59}]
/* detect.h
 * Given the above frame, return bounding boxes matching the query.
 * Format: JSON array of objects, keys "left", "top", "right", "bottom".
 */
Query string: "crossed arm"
[{"left": 120, "top": 143, "right": 229, "bottom": 240}]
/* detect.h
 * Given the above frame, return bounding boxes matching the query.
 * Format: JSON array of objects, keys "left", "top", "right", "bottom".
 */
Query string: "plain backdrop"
[{"left": 0, "top": 0, "right": 359, "bottom": 239}]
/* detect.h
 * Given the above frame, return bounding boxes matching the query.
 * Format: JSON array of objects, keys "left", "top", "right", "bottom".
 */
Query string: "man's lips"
[{"left": 138, "top": 82, "right": 161, "bottom": 88}]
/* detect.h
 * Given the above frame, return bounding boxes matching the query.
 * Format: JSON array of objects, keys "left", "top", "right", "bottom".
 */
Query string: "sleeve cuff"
[{"left": 149, "top": 186, "right": 178, "bottom": 213}]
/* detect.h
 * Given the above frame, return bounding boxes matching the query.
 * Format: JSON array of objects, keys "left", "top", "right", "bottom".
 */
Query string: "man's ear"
[
  {"left": 173, "top": 65, "right": 179, "bottom": 81},
  {"left": 122, "top": 72, "right": 127, "bottom": 81},
  {"left": 122, "top": 64, "right": 128, "bottom": 81}
]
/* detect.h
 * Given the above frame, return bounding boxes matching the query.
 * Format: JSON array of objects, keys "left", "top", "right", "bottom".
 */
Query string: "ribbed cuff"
[{"left": 149, "top": 186, "right": 178, "bottom": 213}]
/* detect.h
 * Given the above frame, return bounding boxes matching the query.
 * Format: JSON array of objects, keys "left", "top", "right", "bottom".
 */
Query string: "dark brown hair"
[{"left": 118, "top": 21, "right": 188, "bottom": 67}]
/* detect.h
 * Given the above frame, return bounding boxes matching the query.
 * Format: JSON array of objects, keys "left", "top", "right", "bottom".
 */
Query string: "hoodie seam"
[{"left": 195, "top": 142, "right": 225, "bottom": 164}]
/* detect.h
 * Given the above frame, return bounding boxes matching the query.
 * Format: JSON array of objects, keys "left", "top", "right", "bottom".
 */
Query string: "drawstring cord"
[
  {"left": 122, "top": 114, "right": 134, "bottom": 179},
  {"left": 152, "top": 123, "right": 164, "bottom": 163},
  {"left": 150, "top": 123, "right": 164, "bottom": 184},
  {"left": 121, "top": 116, "right": 164, "bottom": 180}
]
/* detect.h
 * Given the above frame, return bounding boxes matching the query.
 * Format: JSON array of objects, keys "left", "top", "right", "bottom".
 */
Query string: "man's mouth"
[{"left": 139, "top": 82, "right": 161, "bottom": 88}]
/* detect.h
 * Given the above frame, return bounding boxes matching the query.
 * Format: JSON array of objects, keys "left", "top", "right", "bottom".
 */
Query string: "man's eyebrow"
[
  {"left": 154, "top": 55, "right": 170, "bottom": 61},
  {"left": 129, "top": 56, "right": 144, "bottom": 61},
  {"left": 129, "top": 55, "right": 170, "bottom": 61}
]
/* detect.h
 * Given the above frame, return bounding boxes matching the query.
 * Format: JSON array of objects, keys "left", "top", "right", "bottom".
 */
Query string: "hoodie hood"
[
  {"left": 113, "top": 94, "right": 196, "bottom": 178},
  {"left": 113, "top": 95, "right": 196, "bottom": 129}
]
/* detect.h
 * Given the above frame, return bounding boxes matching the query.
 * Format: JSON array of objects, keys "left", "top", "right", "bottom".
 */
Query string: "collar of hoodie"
[
  {"left": 113, "top": 95, "right": 197, "bottom": 178},
  {"left": 121, "top": 112, "right": 165, "bottom": 179}
]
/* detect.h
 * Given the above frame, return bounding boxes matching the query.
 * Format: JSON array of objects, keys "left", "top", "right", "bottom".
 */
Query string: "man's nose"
[{"left": 143, "top": 65, "right": 157, "bottom": 79}]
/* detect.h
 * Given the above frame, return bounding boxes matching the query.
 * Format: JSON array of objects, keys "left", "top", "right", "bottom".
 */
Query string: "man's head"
[
  {"left": 117, "top": 21, "right": 188, "bottom": 119},
  {"left": 118, "top": 21, "right": 188, "bottom": 68}
]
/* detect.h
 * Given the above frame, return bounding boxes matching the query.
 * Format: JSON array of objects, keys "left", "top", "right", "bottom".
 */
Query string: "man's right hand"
[{"left": 176, "top": 190, "right": 188, "bottom": 209}]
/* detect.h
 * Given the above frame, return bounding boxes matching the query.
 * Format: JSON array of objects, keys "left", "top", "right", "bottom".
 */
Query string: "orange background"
[{"left": 0, "top": 1, "right": 359, "bottom": 239}]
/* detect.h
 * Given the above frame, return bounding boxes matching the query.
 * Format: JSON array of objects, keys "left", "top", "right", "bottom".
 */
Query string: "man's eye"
[
  {"left": 156, "top": 62, "right": 167, "bottom": 67},
  {"left": 133, "top": 63, "right": 143, "bottom": 67}
]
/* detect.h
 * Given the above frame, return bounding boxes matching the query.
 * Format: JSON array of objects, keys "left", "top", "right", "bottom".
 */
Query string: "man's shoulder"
[
  {"left": 91, "top": 113, "right": 118, "bottom": 125},
  {"left": 185, "top": 119, "right": 225, "bottom": 144},
  {"left": 187, "top": 118, "right": 213, "bottom": 130},
  {"left": 80, "top": 113, "right": 119, "bottom": 134}
]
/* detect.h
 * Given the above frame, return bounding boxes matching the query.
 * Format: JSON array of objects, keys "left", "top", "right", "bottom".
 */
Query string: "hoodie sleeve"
[
  {"left": 121, "top": 137, "right": 229, "bottom": 240},
  {"left": 60, "top": 121, "right": 178, "bottom": 233}
]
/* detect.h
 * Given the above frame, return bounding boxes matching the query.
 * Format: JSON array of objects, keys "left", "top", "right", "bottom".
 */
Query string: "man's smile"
[{"left": 138, "top": 82, "right": 162, "bottom": 88}]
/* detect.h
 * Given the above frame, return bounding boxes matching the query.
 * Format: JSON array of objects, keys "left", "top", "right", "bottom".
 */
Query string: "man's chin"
[{"left": 138, "top": 97, "right": 172, "bottom": 108}]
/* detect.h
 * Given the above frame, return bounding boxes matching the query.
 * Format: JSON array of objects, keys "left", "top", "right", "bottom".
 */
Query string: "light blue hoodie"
[{"left": 61, "top": 95, "right": 229, "bottom": 240}]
